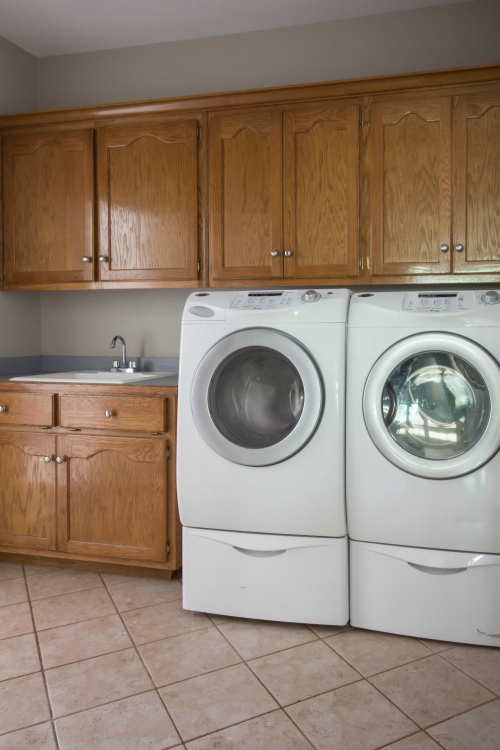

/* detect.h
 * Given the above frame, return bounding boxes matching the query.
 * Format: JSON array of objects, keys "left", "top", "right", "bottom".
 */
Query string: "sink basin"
[{"left": 10, "top": 371, "right": 176, "bottom": 385}]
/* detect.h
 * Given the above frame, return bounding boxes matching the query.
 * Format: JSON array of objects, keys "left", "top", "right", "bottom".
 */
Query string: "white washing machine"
[
  {"left": 177, "top": 288, "right": 350, "bottom": 625},
  {"left": 347, "top": 290, "right": 500, "bottom": 647}
]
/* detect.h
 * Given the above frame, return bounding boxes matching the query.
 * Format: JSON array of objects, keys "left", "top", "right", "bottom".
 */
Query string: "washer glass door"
[
  {"left": 192, "top": 328, "right": 323, "bottom": 466},
  {"left": 364, "top": 333, "right": 500, "bottom": 478}
]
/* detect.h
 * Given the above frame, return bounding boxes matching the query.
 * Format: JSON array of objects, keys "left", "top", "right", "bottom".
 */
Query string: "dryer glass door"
[
  {"left": 364, "top": 332, "right": 500, "bottom": 478},
  {"left": 191, "top": 328, "right": 323, "bottom": 466}
]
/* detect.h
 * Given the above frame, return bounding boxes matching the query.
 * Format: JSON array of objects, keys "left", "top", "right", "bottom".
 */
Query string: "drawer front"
[
  {"left": 0, "top": 393, "right": 55, "bottom": 427},
  {"left": 60, "top": 395, "right": 167, "bottom": 432}
]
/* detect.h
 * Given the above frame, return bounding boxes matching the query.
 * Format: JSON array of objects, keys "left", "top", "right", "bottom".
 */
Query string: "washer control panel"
[
  {"left": 230, "top": 291, "right": 298, "bottom": 309},
  {"left": 403, "top": 291, "right": 475, "bottom": 312}
]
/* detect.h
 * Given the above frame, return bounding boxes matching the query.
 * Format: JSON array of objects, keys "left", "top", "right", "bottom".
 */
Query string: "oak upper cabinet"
[
  {"left": 2, "top": 129, "right": 94, "bottom": 287},
  {"left": 0, "top": 432, "right": 56, "bottom": 551},
  {"left": 283, "top": 102, "right": 359, "bottom": 279},
  {"left": 368, "top": 96, "right": 452, "bottom": 278},
  {"left": 452, "top": 88, "right": 500, "bottom": 275},
  {"left": 210, "top": 109, "right": 283, "bottom": 281},
  {"left": 97, "top": 119, "right": 199, "bottom": 283},
  {"left": 57, "top": 434, "right": 168, "bottom": 563}
]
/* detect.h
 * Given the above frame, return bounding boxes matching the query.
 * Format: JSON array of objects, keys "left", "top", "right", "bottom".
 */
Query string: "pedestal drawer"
[
  {"left": 0, "top": 393, "right": 55, "bottom": 427},
  {"left": 59, "top": 395, "right": 167, "bottom": 432}
]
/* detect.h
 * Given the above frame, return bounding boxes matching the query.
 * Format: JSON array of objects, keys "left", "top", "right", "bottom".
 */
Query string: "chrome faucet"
[{"left": 110, "top": 336, "right": 137, "bottom": 372}]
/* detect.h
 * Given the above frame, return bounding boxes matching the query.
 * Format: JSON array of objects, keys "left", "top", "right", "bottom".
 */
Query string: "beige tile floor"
[{"left": 0, "top": 562, "right": 499, "bottom": 749}]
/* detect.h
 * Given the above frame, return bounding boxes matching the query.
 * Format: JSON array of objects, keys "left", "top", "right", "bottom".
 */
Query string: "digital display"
[
  {"left": 248, "top": 292, "right": 283, "bottom": 297},
  {"left": 418, "top": 293, "right": 457, "bottom": 298}
]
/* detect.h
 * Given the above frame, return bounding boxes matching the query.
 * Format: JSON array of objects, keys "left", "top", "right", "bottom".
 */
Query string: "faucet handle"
[{"left": 128, "top": 360, "right": 137, "bottom": 370}]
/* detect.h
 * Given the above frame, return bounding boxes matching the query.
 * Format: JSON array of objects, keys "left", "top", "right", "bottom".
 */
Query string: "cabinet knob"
[
  {"left": 82, "top": 256, "right": 92, "bottom": 263},
  {"left": 98, "top": 255, "right": 108, "bottom": 262},
  {"left": 455, "top": 244, "right": 464, "bottom": 252},
  {"left": 284, "top": 250, "right": 292, "bottom": 257},
  {"left": 55, "top": 456, "right": 65, "bottom": 464},
  {"left": 41, "top": 456, "right": 52, "bottom": 463},
  {"left": 440, "top": 244, "right": 449, "bottom": 253},
  {"left": 270, "top": 250, "right": 278, "bottom": 257},
  {"left": 0, "top": 406, "right": 6, "bottom": 413},
  {"left": 105, "top": 410, "right": 114, "bottom": 418}
]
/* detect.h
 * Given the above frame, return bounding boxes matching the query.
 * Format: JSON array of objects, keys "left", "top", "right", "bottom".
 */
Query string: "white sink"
[{"left": 10, "top": 371, "right": 176, "bottom": 385}]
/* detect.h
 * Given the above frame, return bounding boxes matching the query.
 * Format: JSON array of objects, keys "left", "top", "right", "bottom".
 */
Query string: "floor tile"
[
  {"left": 441, "top": 644, "right": 500, "bottom": 695},
  {"left": 0, "top": 577, "right": 27, "bottom": 607},
  {"left": 0, "top": 563, "right": 23, "bottom": 581},
  {"left": 159, "top": 663, "right": 278, "bottom": 741},
  {"left": 122, "top": 598, "right": 210, "bottom": 645},
  {"left": 308, "top": 623, "right": 352, "bottom": 638},
  {"left": 216, "top": 618, "right": 317, "bottom": 660},
  {"left": 38, "top": 614, "right": 132, "bottom": 669},
  {"left": 140, "top": 626, "right": 241, "bottom": 686},
  {"left": 248, "top": 640, "right": 361, "bottom": 706},
  {"left": 106, "top": 577, "right": 182, "bottom": 612},
  {"left": 370, "top": 654, "right": 494, "bottom": 728},
  {"left": 27, "top": 569, "right": 103, "bottom": 601},
  {"left": 45, "top": 647, "right": 153, "bottom": 718},
  {"left": 55, "top": 690, "right": 180, "bottom": 750},
  {"left": 418, "top": 638, "right": 456, "bottom": 653},
  {"left": 0, "top": 632, "right": 40, "bottom": 681},
  {"left": 428, "top": 699, "right": 500, "bottom": 750},
  {"left": 0, "top": 602, "right": 33, "bottom": 640},
  {"left": 0, "top": 721, "right": 57, "bottom": 749},
  {"left": 0, "top": 672, "right": 51, "bottom": 735},
  {"left": 24, "top": 564, "right": 57, "bottom": 576},
  {"left": 285, "top": 679, "right": 418, "bottom": 750},
  {"left": 326, "top": 629, "right": 432, "bottom": 677},
  {"left": 380, "top": 733, "right": 443, "bottom": 749},
  {"left": 32, "top": 586, "right": 115, "bottom": 631},
  {"left": 185, "top": 709, "right": 314, "bottom": 749},
  {"left": 101, "top": 573, "right": 145, "bottom": 585}
]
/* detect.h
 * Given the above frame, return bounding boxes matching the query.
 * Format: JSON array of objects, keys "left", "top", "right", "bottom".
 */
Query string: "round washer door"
[
  {"left": 363, "top": 332, "right": 500, "bottom": 479},
  {"left": 191, "top": 328, "right": 323, "bottom": 466}
]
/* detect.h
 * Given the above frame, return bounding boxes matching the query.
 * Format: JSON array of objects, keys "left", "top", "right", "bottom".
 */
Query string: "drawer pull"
[
  {"left": 233, "top": 546, "right": 286, "bottom": 558},
  {"left": 105, "top": 410, "right": 114, "bottom": 417},
  {"left": 55, "top": 456, "right": 65, "bottom": 464},
  {"left": 408, "top": 562, "right": 467, "bottom": 576},
  {"left": 0, "top": 406, "right": 6, "bottom": 413},
  {"left": 41, "top": 456, "right": 52, "bottom": 463}
]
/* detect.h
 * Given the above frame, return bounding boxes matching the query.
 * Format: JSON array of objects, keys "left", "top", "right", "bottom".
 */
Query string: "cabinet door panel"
[
  {"left": 453, "top": 89, "right": 500, "bottom": 274},
  {"left": 3, "top": 130, "right": 94, "bottom": 286},
  {"left": 0, "top": 433, "right": 56, "bottom": 551},
  {"left": 57, "top": 436, "right": 167, "bottom": 562},
  {"left": 283, "top": 102, "right": 359, "bottom": 278},
  {"left": 210, "top": 110, "right": 282, "bottom": 280},
  {"left": 370, "top": 96, "right": 452, "bottom": 276},
  {"left": 98, "top": 120, "right": 198, "bottom": 281}
]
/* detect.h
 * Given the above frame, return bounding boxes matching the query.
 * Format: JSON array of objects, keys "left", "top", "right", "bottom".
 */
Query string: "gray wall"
[
  {"left": 0, "top": 35, "right": 40, "bottom": 359},
  {"left": 38, "top": 0, "right": 500, "bottom": 110}
]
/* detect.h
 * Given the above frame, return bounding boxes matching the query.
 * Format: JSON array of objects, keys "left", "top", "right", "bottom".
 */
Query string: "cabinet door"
[
  {"left": 283, "top": 102, "right": 359, "bottom": 278},
  {"left": 453, "top": 89, "right": 500, "bottom": 274},
  {"left": 210, "top": 109, "right": 282, "bottom": 280},
  {"left": 97, "top": 120, "right": 198, "bottom": 282},
  {"left": 57, "top": 435, "right": 167, "bottom": 563},
  {"left": 369, "top": 96, "right": 452, "bottom": 277},
  {"left": 3, "top": 130, "right": 94, "bottom": 287},
  {"left": 0, "top": 433, "right": 56, "bottom": 551}
]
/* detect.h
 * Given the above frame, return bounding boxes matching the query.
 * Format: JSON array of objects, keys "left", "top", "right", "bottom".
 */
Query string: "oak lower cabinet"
[
  {"left": 0, "top": 385, "right": 180, "bottom": 578},
  {"left": 210, "top": 101, "right": 360, "bottom": 283}
]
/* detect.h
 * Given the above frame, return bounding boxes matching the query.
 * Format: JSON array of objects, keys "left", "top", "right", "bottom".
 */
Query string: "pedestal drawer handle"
[
  {"left": 408, "top": 562, "right": 467, "bottom": 576},
  {"left": 105, "top": 410, "right": 114, "bottom": 417}
]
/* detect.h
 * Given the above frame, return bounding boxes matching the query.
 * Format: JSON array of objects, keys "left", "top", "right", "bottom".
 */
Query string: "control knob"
[
  {"left": 481, "top": 291, "right": 500, "bottom": 305},
  {"left": 301, "top": 290, "right": 321, "bottom": 303}
]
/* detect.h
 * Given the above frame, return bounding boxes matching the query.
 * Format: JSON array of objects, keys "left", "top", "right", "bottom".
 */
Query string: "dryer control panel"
[
  {"left": 230, "top": 291, "right": 297, "bottom": 309},
  {"left": 403, "top": 291, "right": 475, "bottom": 312}
]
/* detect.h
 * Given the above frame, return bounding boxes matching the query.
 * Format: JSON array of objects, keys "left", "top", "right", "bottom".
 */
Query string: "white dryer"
[
  {"left": 177, "top": 288, "right": 350, "bottom": 625},
  {"left": 347, "top": 290, "right": 500, "bottom": 647}
]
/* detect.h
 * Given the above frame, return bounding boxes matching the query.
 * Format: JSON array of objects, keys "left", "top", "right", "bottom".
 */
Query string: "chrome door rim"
[
  {"left": 363, "top": 332, "right": 500, "bottom": 479},
  {"left": 191, "top": 327, "right": 323, "bottom": 466}
]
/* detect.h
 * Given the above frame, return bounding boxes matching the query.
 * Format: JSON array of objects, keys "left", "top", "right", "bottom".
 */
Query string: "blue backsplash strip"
[{"left": 0, "top": 355, "right": 179, "bottom": 376}]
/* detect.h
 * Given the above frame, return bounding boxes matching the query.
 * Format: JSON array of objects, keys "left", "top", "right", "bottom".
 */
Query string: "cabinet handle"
[
  {"left": 455, "top": 244, "right": 464, "bottom": 252},
  {"left": 284, "top": 250, "right": 291, "bottom": 257},
  {"left": 41, "top": 456, "right": 52, "bottom": 463},
  {"left": 98, "top": 255, "right": 108, "bottom": 262},
  {"left": 270, "top": 250, "right": 278, "bottom": 257},
  {"left": 440, "top": 244, "right": 449, "bottom": 253},
  {"left": 82, "top": 256, "right": 92, "bottom": 263},
  {"left": 55, "top": 456, "right": 65, "bottom": 464},
  {"left": 105, "top": 410, "right": 114, "bottom": 417},
  {"left": 0, "top": 406, "right": 6, "bottom": 413}
]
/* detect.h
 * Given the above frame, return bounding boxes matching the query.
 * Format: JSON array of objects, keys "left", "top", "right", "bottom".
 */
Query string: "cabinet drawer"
[
  {"left": 0, "top": 393, "right": 55, "bottom": 427},
  {"left": 60, "top": 395, "right": 167, "bottom": 432}
]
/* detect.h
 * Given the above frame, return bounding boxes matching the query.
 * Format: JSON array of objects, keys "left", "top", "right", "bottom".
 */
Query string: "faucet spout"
[{"left": 110, "top": 335, "right": 127, "bottom": 369}]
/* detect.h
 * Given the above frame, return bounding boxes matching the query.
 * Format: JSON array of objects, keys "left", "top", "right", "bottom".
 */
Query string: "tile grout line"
[{"left": 22, "top": 564, "right": 61, "bottom": 750}]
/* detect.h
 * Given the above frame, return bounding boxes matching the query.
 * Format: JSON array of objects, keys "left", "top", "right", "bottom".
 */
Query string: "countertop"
[{"left": 0, "top": 372, "right": 179, "bottom": 387}]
